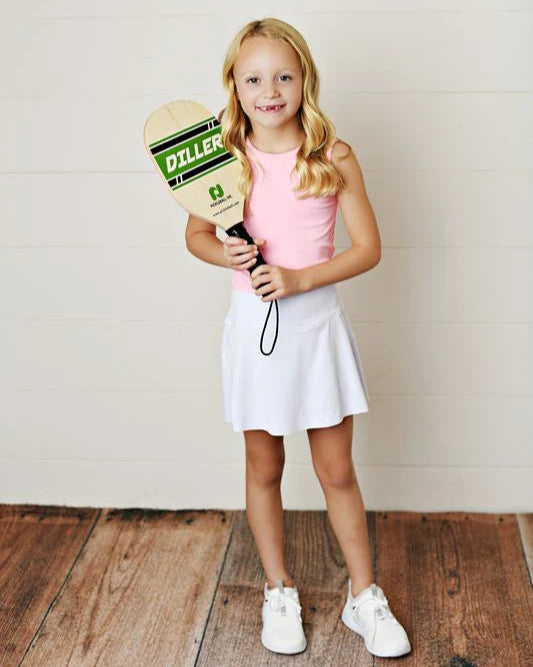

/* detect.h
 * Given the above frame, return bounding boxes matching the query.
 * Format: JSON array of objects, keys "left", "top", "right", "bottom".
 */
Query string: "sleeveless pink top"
[{"left": 232, "top": 136, "right": 338, "bottom": 293}]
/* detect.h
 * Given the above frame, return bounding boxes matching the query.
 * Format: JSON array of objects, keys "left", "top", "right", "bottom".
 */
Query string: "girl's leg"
[
  {"left": 244, "top": 428, "right": 296, "bottom": 589},
  {"left": 307, "top": 415, "right": 373, "bottom": 597}
]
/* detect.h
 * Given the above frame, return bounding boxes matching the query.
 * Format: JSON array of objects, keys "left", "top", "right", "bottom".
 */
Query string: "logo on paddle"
[{"left": 209, "top": 184, "right": 225, "bottom": 201}]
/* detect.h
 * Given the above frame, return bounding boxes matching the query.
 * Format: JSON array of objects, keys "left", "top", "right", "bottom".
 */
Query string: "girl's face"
[{"left": 233, "top": 36, "right": 303, "bottom": 131}]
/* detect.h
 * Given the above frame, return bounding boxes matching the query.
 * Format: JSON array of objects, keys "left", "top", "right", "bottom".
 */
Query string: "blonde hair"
[{"left": 219, "top": 17, "right": 346, "bottom": 201}]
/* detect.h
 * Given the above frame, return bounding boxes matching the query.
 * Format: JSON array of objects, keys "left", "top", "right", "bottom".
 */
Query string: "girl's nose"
[{"left": 263, "top": 83, "right": 280, "bottom": 97}]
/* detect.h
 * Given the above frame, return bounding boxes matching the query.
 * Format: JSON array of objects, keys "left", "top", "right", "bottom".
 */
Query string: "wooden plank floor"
[{"left": 0, "top": 506, "right": 531, "bottom": 666}]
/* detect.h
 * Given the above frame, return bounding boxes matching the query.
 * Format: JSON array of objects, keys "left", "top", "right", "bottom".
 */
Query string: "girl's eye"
[{"left": 246, "top": 75, "right": 292, "bottom": 83}]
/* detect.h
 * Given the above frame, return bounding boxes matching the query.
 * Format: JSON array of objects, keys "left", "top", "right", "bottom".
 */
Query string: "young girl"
[{"left": 186, "top": 17, "right": 411, "bottom": 659}]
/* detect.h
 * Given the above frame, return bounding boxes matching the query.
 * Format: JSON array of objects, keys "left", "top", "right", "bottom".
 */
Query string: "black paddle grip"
[{"left": 225, "top": 221, "right": 275, "bottom": 297}]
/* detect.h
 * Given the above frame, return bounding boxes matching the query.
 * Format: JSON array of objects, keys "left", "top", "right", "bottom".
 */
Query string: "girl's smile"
[{"left": 256, "top": 104, "right": 286, "bottom": 113}]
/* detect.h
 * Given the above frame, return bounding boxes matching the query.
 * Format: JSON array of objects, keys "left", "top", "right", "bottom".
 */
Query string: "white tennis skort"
[{"left": 221, "top": 283, "right": 370, "bottom": 436}]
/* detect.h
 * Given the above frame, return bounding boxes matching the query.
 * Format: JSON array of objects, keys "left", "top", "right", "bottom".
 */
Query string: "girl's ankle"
[{"left": 267, "top": 577, "right": 296, "bottom": 589}]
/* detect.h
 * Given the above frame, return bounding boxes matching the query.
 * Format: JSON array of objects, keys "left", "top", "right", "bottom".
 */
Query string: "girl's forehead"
[{"left": 235, "top": 36, "right": 300, "bottom": 71}]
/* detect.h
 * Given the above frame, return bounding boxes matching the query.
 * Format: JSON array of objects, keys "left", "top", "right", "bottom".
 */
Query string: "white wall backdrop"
[{"left": 1, "top": 1, "right": 531, "bottom": 511}]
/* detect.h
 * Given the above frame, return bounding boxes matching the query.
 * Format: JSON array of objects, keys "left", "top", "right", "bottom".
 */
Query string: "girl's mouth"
[{"left": 256, "top": 104, "right": 285, "bottom": 113}]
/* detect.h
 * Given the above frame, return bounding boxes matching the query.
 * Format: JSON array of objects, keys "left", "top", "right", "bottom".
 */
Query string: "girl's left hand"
[{"left": 250, "top": 264, "right": 303, "bottom": 301}]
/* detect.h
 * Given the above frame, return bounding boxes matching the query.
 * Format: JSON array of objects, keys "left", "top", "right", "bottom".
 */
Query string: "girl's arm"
[
  {"left": 297, "top": 140, "right": 381, "bottom": 293},
  {"left": 185, "top": 214, "right": 229, "bottom": 268}
]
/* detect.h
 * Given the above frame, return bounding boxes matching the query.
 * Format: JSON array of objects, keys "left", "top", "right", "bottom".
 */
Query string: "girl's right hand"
[{"left": 223, "top": 236, "right": 266, "bottom": 270}]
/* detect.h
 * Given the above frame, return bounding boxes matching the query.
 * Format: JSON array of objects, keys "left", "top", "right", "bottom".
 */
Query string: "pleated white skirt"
[{"left": 221, "top": 284, "right": 370, "bottom": 436}]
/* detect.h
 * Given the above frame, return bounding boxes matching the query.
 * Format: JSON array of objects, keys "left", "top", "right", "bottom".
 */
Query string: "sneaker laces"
[
  {"left": 265, "top": 579, "right": 302, "bottom": 618},
  {"left": 351, "top": 583, "right": 395, "bottom": 649}
]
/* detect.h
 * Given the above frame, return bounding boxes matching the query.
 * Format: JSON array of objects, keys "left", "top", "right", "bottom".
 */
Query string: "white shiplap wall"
[{"left": 1, "top": 1, "right": 531, "bottom": 511}]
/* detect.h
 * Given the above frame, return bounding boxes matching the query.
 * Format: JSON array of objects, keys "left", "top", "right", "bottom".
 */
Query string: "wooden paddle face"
[{"left": 144, "top": 100, "right": 245, "bottom": 231}]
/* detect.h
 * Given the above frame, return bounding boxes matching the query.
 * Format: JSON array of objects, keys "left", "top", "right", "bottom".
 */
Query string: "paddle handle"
[{"left": 226, "top": 222, "right": 275, "bottom": 297}]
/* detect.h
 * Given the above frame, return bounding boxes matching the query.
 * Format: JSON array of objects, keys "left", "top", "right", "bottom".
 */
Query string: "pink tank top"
[{"left": 232, "top": 136, "right": 338, "bottom": 293}]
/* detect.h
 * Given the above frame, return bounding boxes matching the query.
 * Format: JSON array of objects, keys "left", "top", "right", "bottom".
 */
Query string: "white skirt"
[{"left": 221, "top": 284, "right": 370, "bottom": 436}]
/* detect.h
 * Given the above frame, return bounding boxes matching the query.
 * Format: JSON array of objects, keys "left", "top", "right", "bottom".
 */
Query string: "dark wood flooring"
[{"left": 1, "top": 505, "right": 531, "bottom": 666}]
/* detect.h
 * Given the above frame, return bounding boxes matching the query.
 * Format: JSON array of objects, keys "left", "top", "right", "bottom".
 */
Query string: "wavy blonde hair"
[{"left": 219, "top": 17, "right": 346, "bottom": 202}]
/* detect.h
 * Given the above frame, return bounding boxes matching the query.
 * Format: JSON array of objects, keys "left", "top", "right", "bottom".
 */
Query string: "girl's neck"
[{"left": 248, "top": 125, "right": 305, "bottom": 154}]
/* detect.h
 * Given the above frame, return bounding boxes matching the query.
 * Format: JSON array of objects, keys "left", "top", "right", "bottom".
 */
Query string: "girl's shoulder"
[{"left": 327, "top": 137, "right": 353, "bottom": 164}]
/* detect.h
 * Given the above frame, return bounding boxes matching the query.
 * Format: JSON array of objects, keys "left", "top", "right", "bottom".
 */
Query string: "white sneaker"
[
  {"left": 341, "top": 580, "right": 411, "bottom": 657},
  {"left": 261, "top": 579, "right": 307, "bottom": 654}
]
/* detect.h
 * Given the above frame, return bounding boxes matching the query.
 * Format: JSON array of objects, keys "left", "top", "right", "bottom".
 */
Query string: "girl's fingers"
[
  {"left": 225, "top": 237, "right": 247, "bottom": 250},
  {"left": 229, "top": 252, "right": 257, "bottom": 270},
  {"left": 235, "top": 247, "right": 254, "bottom": 257},
  {"left": 241, "top": 256, "right": 257, "bottom": 269},
  {"left": 228, "top": 239, "right": 251, "bottom": 253},
  {"left": 237, "top": 245, "right": 256, "bottom": 256},
  {"left": 224, "top": 237, "right": 258, "bottom": 270}
]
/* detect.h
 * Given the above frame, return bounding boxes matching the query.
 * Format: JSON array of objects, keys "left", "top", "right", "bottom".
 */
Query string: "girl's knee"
[
  {"left": 246, "top": 461, "right": 284, "bottom": 487},
  {"left": 314, "top": 461, "right": 356, "bottom": 489}
]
